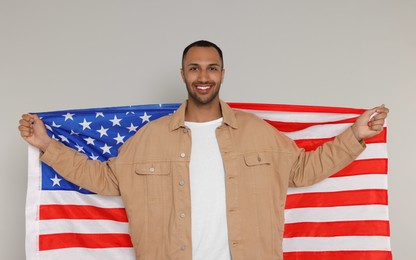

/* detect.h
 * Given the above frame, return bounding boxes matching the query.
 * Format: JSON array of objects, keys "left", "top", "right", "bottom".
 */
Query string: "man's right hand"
[{"left": 18, "top": 114, "right": 52, "bottom": 152}]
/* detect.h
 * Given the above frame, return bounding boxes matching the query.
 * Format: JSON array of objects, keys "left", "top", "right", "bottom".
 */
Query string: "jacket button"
[
  {"left": 179, "top": 180, "right": 185, "bottom": 186},
  {"left": 180, "top": 152, "right": 186, "bottom": 158},
  {"left": 183, "top": 128, "right": 188, "bottom": 133},
  {"left": 149, "top": 167, "right": 155, "bottom": 173},
  {"left": 180, "top": 245, "right": 187, "bottom": 251},
  {"left": 180, "top": 212, "right": 186, "bottom": 219}
]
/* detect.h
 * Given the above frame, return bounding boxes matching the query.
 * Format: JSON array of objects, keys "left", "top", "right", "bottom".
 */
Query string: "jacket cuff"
[
  {"left": 40, "top": 139, "right": 65, "bottom": 166},
  {"left": 339, "top": 126, "right": 366, "bottom": 157}
]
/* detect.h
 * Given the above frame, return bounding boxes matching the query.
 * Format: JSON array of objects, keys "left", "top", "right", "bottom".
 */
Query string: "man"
[{"left": 19, "top": 40, "right": 389, "bottom": 260}]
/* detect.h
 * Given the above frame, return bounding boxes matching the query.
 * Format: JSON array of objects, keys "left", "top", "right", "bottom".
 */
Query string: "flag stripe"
[
  {"left": 283, "top": 250, "right": 393, "bottom": 260},
  {"left": 283, "top": 236, "right": 391, "bottom": 251},
  {"left": 356, "top": 143, "right": 388, "bottom": 160},
  {"left": 229, "top": 102, "right": 365, "bottom": 114},
  {"left": 285, "top": 189, "right": 388, "bottom": 209},
  {"left": 284, "top": 220, "right": 390, "bottom": 238},
  {"left": 39, "top": 219, "right": 129, "bottom": 234},
  {"left": 39, "top": 233, "right": 133, "bottom": 251},
  {"left": 332, "top": 159, "right": 388, "bottom": 177},
  {"left": 284, "top": 205, "right": 389, "bottom": 223},
  {"left": 40, "top": 191, "right": 124, "bottom": 207},
  {"left": 294, "top": 129, "right": 386, "bottom": 151},
  {"left": 38, "top": 248, "right": 135, "bottom": 260},
  {"left": 264, "top": 118, "right": 357, "bottom": 132},
  {"left": 40, "top": 205, "right": 128, "bottom": 222},
  {"left": 287, "top": 175, "right": 387, "bottom": 194}
]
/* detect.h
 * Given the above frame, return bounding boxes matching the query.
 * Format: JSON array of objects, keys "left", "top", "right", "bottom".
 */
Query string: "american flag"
[{"left": 26, "top": 102, "right": 392, "bottom": 259}]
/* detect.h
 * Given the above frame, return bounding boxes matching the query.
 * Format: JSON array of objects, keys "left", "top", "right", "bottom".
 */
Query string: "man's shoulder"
[
  {"left": 142, "top": 113, "right": 172, "bottom": 131},
  {"left": 232, "top": 108, "right": 267, "bottom": 124}
]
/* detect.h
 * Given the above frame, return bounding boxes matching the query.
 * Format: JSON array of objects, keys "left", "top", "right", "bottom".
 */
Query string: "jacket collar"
[{"left": 169, "top": 99, "right": 238, "bottom": 131}]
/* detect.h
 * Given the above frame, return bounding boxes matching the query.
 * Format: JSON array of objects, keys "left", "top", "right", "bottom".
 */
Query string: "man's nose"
[{"left": 197, "top": 69, "right": 208, "bottom": 81}]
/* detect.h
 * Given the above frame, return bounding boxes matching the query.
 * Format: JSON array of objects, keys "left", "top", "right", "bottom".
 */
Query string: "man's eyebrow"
[{"left": 186, "top": 63, "right": 222, "bottom": 67}]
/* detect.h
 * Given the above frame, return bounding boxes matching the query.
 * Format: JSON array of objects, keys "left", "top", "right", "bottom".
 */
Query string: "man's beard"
[{"left": 185, "top": 80, "right": 221, "bottom": 105}]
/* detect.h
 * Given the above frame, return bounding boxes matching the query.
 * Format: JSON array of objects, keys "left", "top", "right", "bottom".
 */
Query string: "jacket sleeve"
[
  {"left": 287, "top": 126, "right": 366, "bottom": 187},
  {"left": 40, "top": 139, "right": 120, "bottom": 196}
]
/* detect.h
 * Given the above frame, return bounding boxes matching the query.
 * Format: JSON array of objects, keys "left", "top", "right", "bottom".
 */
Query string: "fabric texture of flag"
[{"left": 26, "top": 102, "right": 392, "bottom": 259}]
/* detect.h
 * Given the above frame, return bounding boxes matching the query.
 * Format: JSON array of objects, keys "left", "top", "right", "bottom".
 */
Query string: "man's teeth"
[{"left": 197, "top": 86, "right": 210, "bottom": 90}]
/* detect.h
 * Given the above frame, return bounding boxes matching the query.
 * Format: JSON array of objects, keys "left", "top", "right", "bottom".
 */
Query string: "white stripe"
[
  {"left": 241, "top": 109, "right": 359, "bottom": 122},
  {"left": 357, "top": 143, "right": 388, "bottom": 160},
  {"left": 284, "top": 123, "right": 351, "bottom": 139},
  {"left": 26, "top": 146, "right": 41, "bottom": 260},
  {"left": 283, "top": 236, "right": 391, "bottom": 252},
  {"left": 287, "top": 174, "right": 388, "bottom": 194},
  {"left": 39, "top": 219, "right": 129, "bottom": 234},
  {"left": 41, "top": 190, "right": 125, "bottom": 208},
  {"left": 284, "top": 205, "right": 390, "bottom": 223},
  {"left": 39, "top": 248, "right": 135, "bottom": 260}
]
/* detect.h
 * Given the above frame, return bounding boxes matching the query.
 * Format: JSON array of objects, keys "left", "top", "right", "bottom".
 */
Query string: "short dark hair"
[{"left": 182, "top": 40, "right": 224, "bottom": 69}]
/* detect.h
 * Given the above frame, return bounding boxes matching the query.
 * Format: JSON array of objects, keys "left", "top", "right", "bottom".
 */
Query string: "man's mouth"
[{"left": 194, "top": 84, "right": 213, "bottom": 93}]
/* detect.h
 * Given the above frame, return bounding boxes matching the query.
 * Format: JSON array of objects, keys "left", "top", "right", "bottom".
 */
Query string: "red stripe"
[
  {"left": 284, "top": 220, "right": 390, "bottom": 238},
  {"left": 283, "top": 251, "right": 392, "bottom": 260},
  {"left": 294, "top": 128, "right": 386, "bottom": 151},
  {"left": 285, "top": 189, "right": 388, "bottom": 209},
  {"left": 332, "top": 159, "right": 388, "bottom": 177},
  {"left": 228, "top": 102, "right": 366, "bottom": 114},
  {"left": 39, "top": 233, "right": 133, "bottom": 250},
  {"left": 40, "top": 205, "right": 128, "bottom": 222},
  {"left": 264, "top": 118, "right": 357, "bottom": 132}
]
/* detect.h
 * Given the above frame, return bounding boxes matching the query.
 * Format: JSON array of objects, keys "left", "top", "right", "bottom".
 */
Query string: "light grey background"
[{"left": 1, "top": 0, "right": 414, "bottom": 259}]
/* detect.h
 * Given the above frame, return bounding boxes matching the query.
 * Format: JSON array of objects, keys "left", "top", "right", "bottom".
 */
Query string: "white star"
[
  {"left": 90, "top": 153, "right": 99, "bottom": 160},
  {"left": 96, "top": 112, "right": 104, "bottom": 118},
  {"left": 126, "top": 111, "right": 135, "bottom": 115},
  {"left": 113, "top": 133, "right": 125, "bottom": 144},
  {"left": 96, "top": 126, "right": 109, "bottom": 137},
  {"left": 100, "top": 143, "right": 112, "bottom": 155},
  {"left": 127, "top": 123, "right": 138, "bottom": 132},
  {"left": 58, "top": 135, "right": 70, "bottom": 143},
  {"left": 52, "top": 134, "right": 59, "bottom": 141},
  {"left": 45, "top": 124, "right": 53, "bottom": 132},
  {"left": 140, "top": 112, "right": 152, "bottom": 123},
  {"left": 63, "top": 113, "right": 75, "bottom": 121},
  {"left": 50, "top": 174, "right": 62, "bottom": 186},
  {"left": 74, "top": 143, "right": 85, "bottom": 152},
  {"left": 51, "top": 121, "right": 61, "bottom": 128},
  {"left": 79, "top": 118, "right": 92, "bottom": 130},
  {"left": 70, "top": 130, "right": 79, "bottom": 135},
  {"left": 84, "top": 137, "right": 95, "bottom": 145},
  {"left": 110, "top": 115, "right": 122, "bottom": 126}
]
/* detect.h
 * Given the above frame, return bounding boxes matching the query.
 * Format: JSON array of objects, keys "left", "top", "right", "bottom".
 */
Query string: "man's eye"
[
  {"left": 208, "top": 67, "right": 218, "bottom": 71},
  {"left": 189, "top": 67, "right": 198, "bottom": 71}
]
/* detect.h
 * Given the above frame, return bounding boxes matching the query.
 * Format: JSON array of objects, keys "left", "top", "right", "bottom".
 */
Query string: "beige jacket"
[{"left": 41, "top": 100, "right": 365, "bottom": 260}]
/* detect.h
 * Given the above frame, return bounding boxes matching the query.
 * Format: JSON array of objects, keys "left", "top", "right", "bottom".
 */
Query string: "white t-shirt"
[{"left": 185, "top": 118, "right": 231, "bottom": 260}]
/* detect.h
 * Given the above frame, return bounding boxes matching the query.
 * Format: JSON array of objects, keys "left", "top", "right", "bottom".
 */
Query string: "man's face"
[{"left": 181, "top": 47, "right": 224, "bottom": 106}]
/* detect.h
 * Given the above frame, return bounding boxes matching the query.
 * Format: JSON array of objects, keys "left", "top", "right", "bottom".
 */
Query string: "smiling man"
[
  {"left": 181, "top": 41, "right": 225, "bottom": 122},
  {"left": 18, "top": 40, "right": 389, "bottom": 260}
]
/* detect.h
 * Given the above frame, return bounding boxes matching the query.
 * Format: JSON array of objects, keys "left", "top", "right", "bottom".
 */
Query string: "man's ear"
[
  {"left": 180, "top": 68, "right": 185, "bottom": 82},
  {"left": 221, "top": 69, "right": 225, "bottom": 84}
]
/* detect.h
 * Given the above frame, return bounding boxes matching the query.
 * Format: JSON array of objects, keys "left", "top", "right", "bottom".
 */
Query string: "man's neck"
[{"left": 185, "top": 99, "right": 222, "bottom": 122}]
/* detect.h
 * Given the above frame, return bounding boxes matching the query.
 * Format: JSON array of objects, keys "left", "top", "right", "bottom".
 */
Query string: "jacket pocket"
[
  {"left": 244, "top": 152, "right": 271, "bottom": 167},
  {"left": 135, "top": 161, "right": 171, "bottom": 203},
  {"left": 135, "top": 161, "right": 171, "bottom": 176}
]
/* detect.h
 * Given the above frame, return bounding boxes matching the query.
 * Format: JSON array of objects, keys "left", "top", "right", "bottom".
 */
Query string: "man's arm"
[
  {"left": 18, "top": 113, "right": 120, "bottom": 195},
  {"left": 288, "top": 104, "right": 389, "bottom": 187}
]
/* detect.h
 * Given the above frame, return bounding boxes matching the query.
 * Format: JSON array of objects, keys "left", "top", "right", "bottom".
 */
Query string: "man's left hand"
[{"left": 351, "top": 105, "right": 390, "bottom": 141}]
